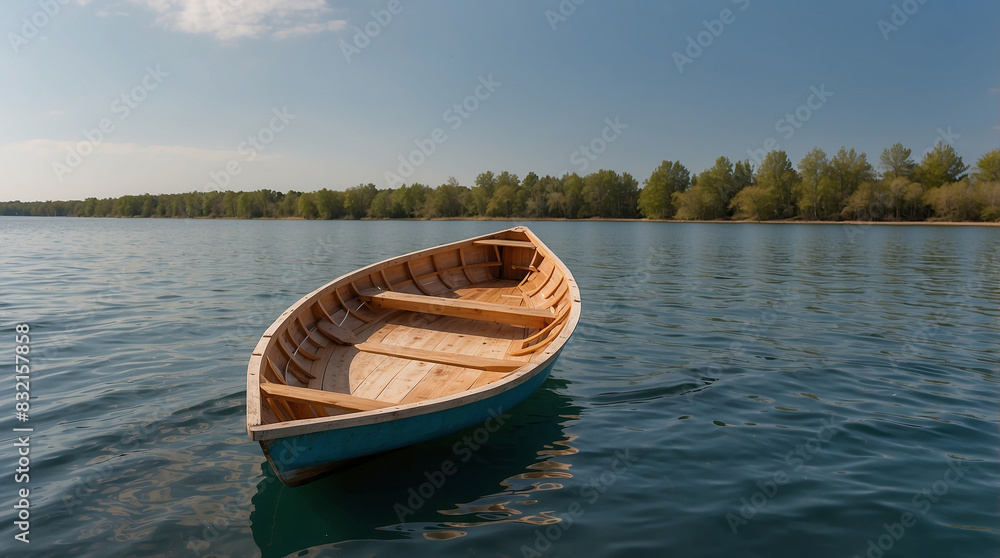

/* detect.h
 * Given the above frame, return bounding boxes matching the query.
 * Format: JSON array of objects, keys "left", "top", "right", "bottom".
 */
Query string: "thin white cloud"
[
  {"left": 97, "top": 6, "right": 131, "bottom": 17},
  {"left": 272, "top": 19, "right": 346, "bottom": 40},
  {"left": 124, "top": 0, "right": 346, "bottom": 40}
]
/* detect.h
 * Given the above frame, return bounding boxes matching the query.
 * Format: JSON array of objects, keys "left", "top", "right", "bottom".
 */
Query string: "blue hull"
[{"left": 262, "top": 358, "right": 556, "bottom": 486}]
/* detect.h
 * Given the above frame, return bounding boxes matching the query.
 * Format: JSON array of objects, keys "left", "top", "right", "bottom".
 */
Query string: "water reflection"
[{"left": 250, "top": 377, "right": 581, "bottom": 557}]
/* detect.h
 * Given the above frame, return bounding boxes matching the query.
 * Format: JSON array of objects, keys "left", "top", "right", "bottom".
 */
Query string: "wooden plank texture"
[
  {"left": 355, "top": 342, "right": 526, "bottom": 372},
  {"left": 358, "top": 289, "right": 553, "bottom": 328},
  {"left": 316, "top": 319, "right": 360, "bottom": 345},
  {"left": 260, "top": 383, "right": 393, "bottom": 412},
  {"left": 473, "top": 239, "right": 537, "bottom": 249}
]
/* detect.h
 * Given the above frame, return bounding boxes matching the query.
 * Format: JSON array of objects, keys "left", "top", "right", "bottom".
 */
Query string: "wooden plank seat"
[
  {"left": 355, "top": 342, "right": 526, "bottom": 373},
  {"left": 357, "top": 289, "right": 554, "bottom": 329},
  {"left": 260, "top": 383, "right": 394, "bottom": 412},
  {"left": 473, "top": 239, "right": 537, "bottom": 249}
]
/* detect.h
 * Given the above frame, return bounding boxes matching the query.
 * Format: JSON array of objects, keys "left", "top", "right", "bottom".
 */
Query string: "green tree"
[
  {"left": 976, "top": 181, "right": 1000, "bottom": 221},
  {"left": 973, "top": 148, "right": 1000, "bottom": 184},
  {"left": 394, "top": 183, "right": 431, "bottom": 218},
  {"left": 201, "top": 191, "right": 217, "bottom": 217},
  {"left": 581, "top": 170, "right": 639, "bottom": 218},
  {"left": 486, "top": 184, "right": 518, "bottom": 217},
  {"left": 140, "top": 195, "right": 156, "bottom": 217},
  {"left": 432, "top": 178, "right": 466, "bottom": 218},
  {"left": 879, "top": 142, "right": 915, "bottom": 179},
  {"left": 637, "top": 160, "right": 690, "bottom": 219},
  {"left": 914, "top": 142, "right": 968, "bottom": 189},
  {"left": 185, "top": 192, "right": 204, "bottom": 217},
  {"left": 883, "top": 177, "right": 926, "bottom": 220},
  {"left": 733, "top": 160, "right": 754, "bottom": 192},
  {"left": 368, "top": 190, "right": 394, "bottom": 219},
  {"left": 559, "top": 173, "right": 585, "bottom": 218},
  {"left": 314, "top": 189, "right": 344, "bottom": 219},
  {"left": 236, "top": 192, "right": 262, "bottom": 218},
  {"left": 81, "top": 197, "right": 98, "bottom": 217},
  {"left": 279, "top": 191, "right": 301, "bottom": 218},
  {"left": 754, "top": 151, "right": 799, "bottom": 218},
  {"left": 841, "top": 181, "right": 890, "bottom": 220},
  {"left": 924, "top": 179, "right": 977, "bottom": 221},
  {"left": 96, "top": 198, "right": 114, "bottom": 217},
  {"left": 673, "top": 157, "right": 736, "bottom": 220},
  {"left": 545, "top": 178, "right": 569, "bottom": 218},
  {"left": 467, "top": 171, "right": 497, "bottom": 216},
  {"left": 484, "top": 171, "right": 522, "bottom": 217},
  {"left": 344, "top": 183, "right": 378, "bottom": 219},
  {"left": 671, "top": 188, "right": 702, "bottom": 220},
  {"left": 828, "top": 147, "right": 876, "bottom": 217},
  {"left": 116, "top": 195, "right": 143, "bottom": 217},
  {"left": 616, "top": 172, "right": 640, "bottom": 219},
  {"left": 521, "top": 172, "right": 547, "bottom": 217},
  {"left": 795, "top": 147, "right": 834, "bottom": 219},
  {"left": 730, "top": 185, "right": 776, "bottom": 221},
  {"left": 297, "top": 193, "right": 319, "bottom": 219}
]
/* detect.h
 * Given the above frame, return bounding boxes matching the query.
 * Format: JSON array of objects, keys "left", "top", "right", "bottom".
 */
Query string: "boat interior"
[{"left": 251, "top": 230, "right": 576, "bottom": 426}]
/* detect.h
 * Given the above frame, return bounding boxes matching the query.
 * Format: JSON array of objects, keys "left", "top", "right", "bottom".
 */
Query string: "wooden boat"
[{"left": 246, "top": 226, "right": 581, "bottom": 486}]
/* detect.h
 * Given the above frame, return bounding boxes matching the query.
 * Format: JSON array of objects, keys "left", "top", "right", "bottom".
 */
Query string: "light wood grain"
[
  {"left": 316, "top": 319, "right": 360, "bottom": 345},
  {"left": 261, "top": 383, "right": 394, "bottom": 412},
  {"left": 358, "top": 289, "right": 553, "bottom": 328},
  {"left": 473, "top": 239, "right": 537, "bottom": 249},
  {"left": 355, "top": 342, "right": 526, "bottom": 372}
]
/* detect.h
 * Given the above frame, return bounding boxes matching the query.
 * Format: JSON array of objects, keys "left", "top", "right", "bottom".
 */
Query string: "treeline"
[{"left": 3, "top": 145, "right": 998, "bottom": 222}]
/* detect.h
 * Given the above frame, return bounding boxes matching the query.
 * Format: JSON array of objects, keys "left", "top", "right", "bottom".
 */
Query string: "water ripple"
[{"left": 0, "top": 218, "right": 997, "bottom": 557}]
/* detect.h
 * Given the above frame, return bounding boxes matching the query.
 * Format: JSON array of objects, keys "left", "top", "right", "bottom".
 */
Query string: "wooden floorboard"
[
  {"left": 314, "top": 280, "right": 542, "bottom": 404},
  {"left": 371, "top": 315, "right": 495, "bottom": 402},
  {"left": 365, "top": 321, "right": 457, "bottom": 401}
]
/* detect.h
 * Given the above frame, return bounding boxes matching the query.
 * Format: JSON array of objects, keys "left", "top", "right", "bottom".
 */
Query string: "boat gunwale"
[{"left": 246, "top": 226, "right": 582, "bottom": 442}]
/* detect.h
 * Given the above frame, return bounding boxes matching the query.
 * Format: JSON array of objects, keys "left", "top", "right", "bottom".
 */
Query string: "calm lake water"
[{"left": 0, "top": 218, "right": 997, "bottom": 557}]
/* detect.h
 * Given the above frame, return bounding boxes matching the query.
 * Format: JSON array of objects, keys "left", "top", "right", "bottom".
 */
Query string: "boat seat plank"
[
  {"left": 355, "top": 342, "right": 526, "bottom": 372},
  {"left": 358, "top": 289, "right": 553, "bottom": 328},
  {"left": 473, "top": 239, "right": 537, "bottom": 249},
  {"left": 260, "top": 383, "right": 393, "bottom": 412}
]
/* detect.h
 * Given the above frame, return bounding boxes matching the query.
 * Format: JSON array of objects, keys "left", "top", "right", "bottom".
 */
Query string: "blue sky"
[{"left": 1, "top": 0, "right": 996, "bottom": 202}]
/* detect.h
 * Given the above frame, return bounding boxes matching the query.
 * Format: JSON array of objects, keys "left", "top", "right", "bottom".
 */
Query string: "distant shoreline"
[{"left": 2, "top": 214, "right": 998, "bottom": 226}]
